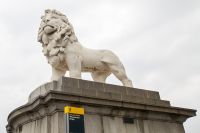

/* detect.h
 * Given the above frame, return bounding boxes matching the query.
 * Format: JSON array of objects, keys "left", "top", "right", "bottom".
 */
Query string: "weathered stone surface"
[
  {"left": 16, "top": 112, "right": 186, "bottom": 133},
  {"left": 147, "top": 91, "right": 160, "bottom": 99},
  {"left": 28, "top": 81, "right": 57, "bottom": 102},
  {"left": 154, "top": 99, "right": 171, "bottom": 106},
  {"left": 111, "top": 109, "right": 126, "bottom": 117},
  {"left": 82, "top": 89, "right": 96, "bottom": 97},
  {"left": 102, "top": 116, "right": 127, "bottom": 133},
  {"left": 79, "top": 79, "right": 94, "bottom": 89},
  {"left": 28, "top": 77, "right": 169, "bottom": 110},
  {"left": 84, "top": 114, "right": 103, "bottom": 133},
  {"left": 57, "top": 77, "right": 79, "bottom": 88},
  {"left": 93, "top": 81, "right": 105, "bottom": 91},
  {"left": 29, "top": 77, "right": 161, "bottom": 104},
  {"left": 145, "top": 98, "right": 156, "bottom": 105},
  {"left": 116, "top": 86, "right": 127, "bottom": 95},
  {"left": 7, "top": 95, "right": 196, "bottom": 133},
  {"left": 127, "top": 87, "right": 150, "bottom": 98},
  {"left": 59, "top": 86, "right": 82, "bottom": 95},
  {"left": 7, "top": 78, "right": 196, "bottom": 133},
  {"left": 122, "top": 95, "right": 144, "bottom": 103},
  {"left": 96, "top": 91, "right": 121, "bottom": 100},
  {"left": 104, "top": 83, "right": 118, "bottom": 93}
]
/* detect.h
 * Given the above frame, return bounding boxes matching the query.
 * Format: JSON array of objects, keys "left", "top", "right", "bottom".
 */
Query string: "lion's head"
[{"left": 38, "top": 9, "right": 78, "bottom": 70}]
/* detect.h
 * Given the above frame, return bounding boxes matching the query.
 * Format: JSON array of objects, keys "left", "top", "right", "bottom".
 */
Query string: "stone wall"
[
  {"left": 17, "top": 111, "right": 185, "bottom": 133},
  {"left": 6, "top": 77, "right": 196, "bottom": 133}
]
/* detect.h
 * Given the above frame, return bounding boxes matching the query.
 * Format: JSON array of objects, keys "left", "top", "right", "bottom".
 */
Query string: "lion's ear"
[
  {"left": 41, "top": 15, "right": 45, "bottom": 19},
  {"left": 45, "top": 9, "right": 51, "bottom": 15}
]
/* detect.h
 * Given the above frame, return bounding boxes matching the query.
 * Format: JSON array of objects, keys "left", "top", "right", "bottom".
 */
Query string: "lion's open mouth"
[{"left": 44, "top": 25, "right": 57, "bottom": 34}]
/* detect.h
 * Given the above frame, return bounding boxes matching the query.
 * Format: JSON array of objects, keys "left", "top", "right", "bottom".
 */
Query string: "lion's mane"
[{"left": 37, "top": 9, "right": 78, "bottom": 70}]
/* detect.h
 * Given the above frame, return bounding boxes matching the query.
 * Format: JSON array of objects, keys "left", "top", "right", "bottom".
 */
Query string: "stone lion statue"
[{"left": 38, "top": 9, "right": 133, "bottom": 87}]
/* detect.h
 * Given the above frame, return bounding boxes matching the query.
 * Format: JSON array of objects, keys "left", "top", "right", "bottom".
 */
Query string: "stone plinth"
[{"left": 6, "top": 77, "right": 196, "bottom": 133}]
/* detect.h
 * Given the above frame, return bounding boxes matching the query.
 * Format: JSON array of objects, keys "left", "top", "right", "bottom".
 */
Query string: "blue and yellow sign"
[{"left": 65, "top": 106, "right": 85, "bottom": 133}]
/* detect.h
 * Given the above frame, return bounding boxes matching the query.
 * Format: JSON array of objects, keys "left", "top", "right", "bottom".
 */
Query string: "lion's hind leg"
[
  {"left": 100, "top": 50, "right": 133, "bottom": 87},
  {"left": 91, "top": 72, "right": 111, "bottom": 83},
  {"left": 108, "top": 64, "right": 133, "bottom": 87}
]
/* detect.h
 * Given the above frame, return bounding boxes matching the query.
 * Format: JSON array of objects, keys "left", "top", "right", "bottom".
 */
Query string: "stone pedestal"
[{"left": 6, "top": 77, "right": 196, "bottom": 133}]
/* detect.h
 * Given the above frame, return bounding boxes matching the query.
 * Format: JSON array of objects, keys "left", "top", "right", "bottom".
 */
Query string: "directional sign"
[{"left": 65, "top": 106, "right": 85, "bottom": 133}]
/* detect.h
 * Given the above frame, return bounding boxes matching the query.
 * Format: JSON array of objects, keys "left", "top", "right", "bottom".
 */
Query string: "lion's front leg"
[
  {"left": 51, "top": 67, "right": 66, "bottom": 81},
  {"left": 66, "top": 53, "right": 82, "bottom": 79}
]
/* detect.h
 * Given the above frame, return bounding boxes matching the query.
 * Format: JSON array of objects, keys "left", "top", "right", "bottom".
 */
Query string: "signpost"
[{"left": 65, "top": 106, "right": 85, "bottom": 133}]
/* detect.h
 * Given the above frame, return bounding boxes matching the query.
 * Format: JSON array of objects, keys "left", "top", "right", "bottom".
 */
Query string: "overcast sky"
[{"left": 0, "top": 0, "right": 199, "bottom": 132}]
